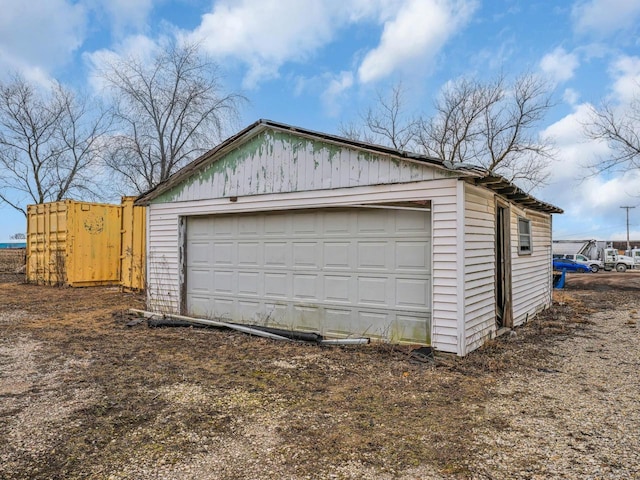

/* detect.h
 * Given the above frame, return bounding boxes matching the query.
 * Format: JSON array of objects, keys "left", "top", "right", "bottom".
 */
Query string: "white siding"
[
  {"left": 463, "top": 184, "right": 497, "bottom": 353},
  {"left": 147, "top": 211, "right": 181, "bottom": 314},
  {"left": 430, "top": 181, "right": 461, "bottom": 354},
  {"left": 510, "top": 208, "right": 553, "bottom": 326},
  {"left": 147, "top": 178, "right": 462, "bottom": 353},
  {"left": 156, "top": 130, "right": 455, "bottom": 203}
]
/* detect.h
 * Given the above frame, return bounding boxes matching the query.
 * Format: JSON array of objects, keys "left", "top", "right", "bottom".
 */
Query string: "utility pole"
[{"left": 620, "top": 206, "right": 636, "bottom": 251}]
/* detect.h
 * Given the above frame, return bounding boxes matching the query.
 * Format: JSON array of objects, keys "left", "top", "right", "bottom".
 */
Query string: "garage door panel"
[
  {"left": 213, "top": 271, "right": 234, "bottom": 294},
  {"left": 264, "top": 215, "right": 287, "bottom": 235},
  {"left": 324, "top": 308, "right": 353, "bottom": 336},
  {"left": 189, "top": 241, "right": 211, "bottom": 264},
  {"left": 324, "top": 275, "right": 351, "bottom": 303},
  {"left": 211, "top": 216, "right": 234, "bottom": 237},
  {"left": 189, "top": 217, "right": 212, "bottom": 236},
  {"left": 395, "top": 241, "right": 430, "bottom": 270},
  {"left": 395, "top": 314, "right": 430, "bottom": 343},
  {"left": 186, "top": 208, "right": 431, "bottom": 344},
  {"left": 188, "top": 295, "right": 212, "bottom": 316},
  {"left": 211, "top": 242, "right": 234, "bottom": 265},
  {"left": 324, "top": 242, "right": 351, "bottom": 269},
  {"left": 396, "top": 211, "right": 430, "bottom": 233},
  {"left": 322, "top": 212, "right": 350, "bottom": 235},
  {"left": 212, "top": 298, "right": 234, "bottom": 319},
  {"left": 238, "top": 242, "right": 260, "bottom": 266},
  {"left": 238, "top": 216, "right": 259, "bottom": 235},
  {"left": 358, "top": 276, "right": 389, "bottom": 306},
  {"left": 396, "top": 278, "right": 430, "bottom": 308},
  {"left": 264, "top": 242, "right": 288, "bottom": 267},
  {"left": 264, "top": 303, "right": 289, "bottom": 323},
  {"left": 237, "top": 271, "right": 260, "bottom": 296},
  {"left": 293, "top": 305, "right": 322, "bottom": 331},
  {"left": 292, "top": 212, "right": 317, "bottom": 234},
  {"left": 293, "top": 242, "right": 320, "bottom": 268},
  {"left": 358, "top": 311, "right": 391, "bottom": 336},
  {"left": 238, "top": 300, "right": 262, "bottom": 322},
  {"left": 358, "top": 241, "right": 390, "bottom": 270},
  {"left": 264, "top": 272, "right": 288, "bottom": 298},
  {"left": 188, "top": 269, "right": 211, "bottom": 294},
  {"left": 293, "top": 274, "right": 321, "bottom": 300},
  {"left": 357, "top": 210, "right": 388, "bottom": 234}
]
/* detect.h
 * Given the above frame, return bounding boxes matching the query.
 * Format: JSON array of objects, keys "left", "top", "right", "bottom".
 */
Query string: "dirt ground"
[{"left": 0, "top": 271, "right": 638, "bottom": 479}]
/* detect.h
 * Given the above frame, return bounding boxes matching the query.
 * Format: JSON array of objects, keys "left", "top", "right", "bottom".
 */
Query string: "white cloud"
[
  {"left": 540, "top": 47, "right": 579, "bottom": 84},
  {"left": 321, "top": 71, "right": 355, "bottom": 116},
  {"left": 537, "top": 103, "right": 640, "bottom": 239},
  {"left": 608, "top": 55, "right": 640, "bottom": 103},
  {"left": 94, "top": 0, "right": 154, "bottom": 35},
  {"left": 541, "top": 103, "right": 610, "bottom": 183},
  {"left": 358, "top": 0, "right": 477, "bottom": 83},
  {"left": 184, "top": 0, "right": 476, "bottom": 88},
  {"left": 563, "top": 88, "right": 580, "bottom": 105},
  {"left": 186, "top": 0, "right": 369, "bottom": 88},
  {"left": 581, "top": 172, "right": 640, "bottom": 209},
  {"left": 572, "top": 0, "right": 640, "bottom": 37},
  {"left": 0, "top": 0, "right": 86, "bottom": 77},
  {"left": 84, "top": 34, "right": 162, "bottom": 92}
]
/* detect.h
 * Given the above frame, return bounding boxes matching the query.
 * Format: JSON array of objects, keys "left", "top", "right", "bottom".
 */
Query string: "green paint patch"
[
  {"left": 150, "top": 127, "right": 444, "bottom": 204},
  {"left": 153, "top": 132, "right": 271, "bottom": 203}
]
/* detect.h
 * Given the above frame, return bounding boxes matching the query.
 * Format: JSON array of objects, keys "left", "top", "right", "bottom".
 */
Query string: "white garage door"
[{"left": 186, "top": 208, "right": 431, "bottom": 344}]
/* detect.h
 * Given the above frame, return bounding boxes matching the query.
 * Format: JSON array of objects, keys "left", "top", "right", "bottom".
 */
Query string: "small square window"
[{"left": 518, "top": 217, "right": 532, "bottom": 255}]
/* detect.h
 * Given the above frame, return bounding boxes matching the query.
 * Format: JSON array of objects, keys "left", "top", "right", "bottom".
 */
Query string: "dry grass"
[
  {"left": 0, "top": 248, "right": 25, "bottom": 273},
  {"left": 1, "top": 275, "right": 638, "bottom": 479},
  {"left": 0, "top": 283, "right": 488, "bottom": 479}
]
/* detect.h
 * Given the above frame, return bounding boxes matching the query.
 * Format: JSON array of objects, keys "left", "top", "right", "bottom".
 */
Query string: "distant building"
[{"left": 0, "top": 242, "right": 26, "bottom": 249}]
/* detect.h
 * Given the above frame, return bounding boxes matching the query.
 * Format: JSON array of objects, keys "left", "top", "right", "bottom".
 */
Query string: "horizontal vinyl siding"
[
  {"left": 430, "top": 179, "right": 461, "bottom": 353},
  {"left": 147, "top": 211, "right": 180, "bottom": 313},
  {"left": 511, "top": 208, "right": 553, "bottom": 326},
  {"left": 463, "top": 184, "right": 496, "bottom": 353},
  {"left": 147, "top": 179, "right": 461, "bottom": 353}
]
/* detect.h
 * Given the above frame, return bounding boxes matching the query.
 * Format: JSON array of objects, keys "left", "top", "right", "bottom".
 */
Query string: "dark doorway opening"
[{"left": 496, "top": 204, "right": 512, "bottom": 329}]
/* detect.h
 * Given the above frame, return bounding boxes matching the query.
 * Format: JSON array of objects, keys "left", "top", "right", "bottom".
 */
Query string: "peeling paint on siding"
[{"left": 151, "top": 128, "right": 454, "bottom": 205}]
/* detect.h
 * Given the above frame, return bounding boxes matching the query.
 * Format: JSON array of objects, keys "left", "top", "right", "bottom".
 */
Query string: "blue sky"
[{"left": 1, "top": 0, "right": 640, "bottom": 243}]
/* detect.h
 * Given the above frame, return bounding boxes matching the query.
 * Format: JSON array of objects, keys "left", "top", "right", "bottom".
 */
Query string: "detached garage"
[{"left": 136, "top": 120, "right": 562, "bottom": 356}]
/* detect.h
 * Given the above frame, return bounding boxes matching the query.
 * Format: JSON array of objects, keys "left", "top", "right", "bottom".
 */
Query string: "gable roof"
[{"left": 135, "top": 119, "right": 562, "bottom": 214}]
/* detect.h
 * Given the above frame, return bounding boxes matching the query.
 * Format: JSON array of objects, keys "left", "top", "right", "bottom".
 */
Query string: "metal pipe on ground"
[
  {"left": 127, "top": 309, "right": 370, "bottom": 345},
  {"left": 129, "top": 309, "right": 292, "bottom": 341},
  {"left": 318, "top": 338, "right": 370, "bottom": 345}
]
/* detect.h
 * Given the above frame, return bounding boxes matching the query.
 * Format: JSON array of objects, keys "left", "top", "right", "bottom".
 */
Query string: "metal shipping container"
[
  {"left": 27, "top": 199, "right": 145, "bottom": 288},
  {"left": 120, "top": 196, "right": 146, "bottom": 291}
]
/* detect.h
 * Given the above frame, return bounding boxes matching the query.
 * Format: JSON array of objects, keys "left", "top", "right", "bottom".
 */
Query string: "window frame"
[{"left": 517, "top": 217, "right": 532, "bottom": 255}]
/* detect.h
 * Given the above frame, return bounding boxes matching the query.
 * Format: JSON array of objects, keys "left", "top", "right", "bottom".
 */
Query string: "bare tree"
[
  {"left": 339, "top": 83, "right": 417, "bottom": 150},
  {"left": 417, "top": 73, "right": 556, "bottom": 191},
  {"left": 0, "top": 76, "right": 109, "bottom": 215},
  {"left": 585, "top": 91, "right": 640, "bottom": 173},
  {"left": 98, "top": 41, "right": 245, "bottom": 193}
]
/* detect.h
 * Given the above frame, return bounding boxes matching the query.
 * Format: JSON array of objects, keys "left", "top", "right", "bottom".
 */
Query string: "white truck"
[
  {"left": 600, "top": 248, "right": 635, "bottom": 272},
  {"left": 624, "top": 248, "right": 640, "bottom": 268},
  {"left": 555, "top": 253, "right": 603, "bottom": 273}
]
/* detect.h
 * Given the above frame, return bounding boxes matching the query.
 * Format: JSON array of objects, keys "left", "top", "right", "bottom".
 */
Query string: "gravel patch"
[{"left": 471, "top": 303, "right": 640, "bottom": 479}]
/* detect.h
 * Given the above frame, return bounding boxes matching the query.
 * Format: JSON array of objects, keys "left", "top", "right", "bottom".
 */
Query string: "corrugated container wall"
[
  {"left": 120, "top": 196, "right": 146, "bottom": 291},
  {"left": 27, "top": 198, "right": 146, "bottom": 288}
]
